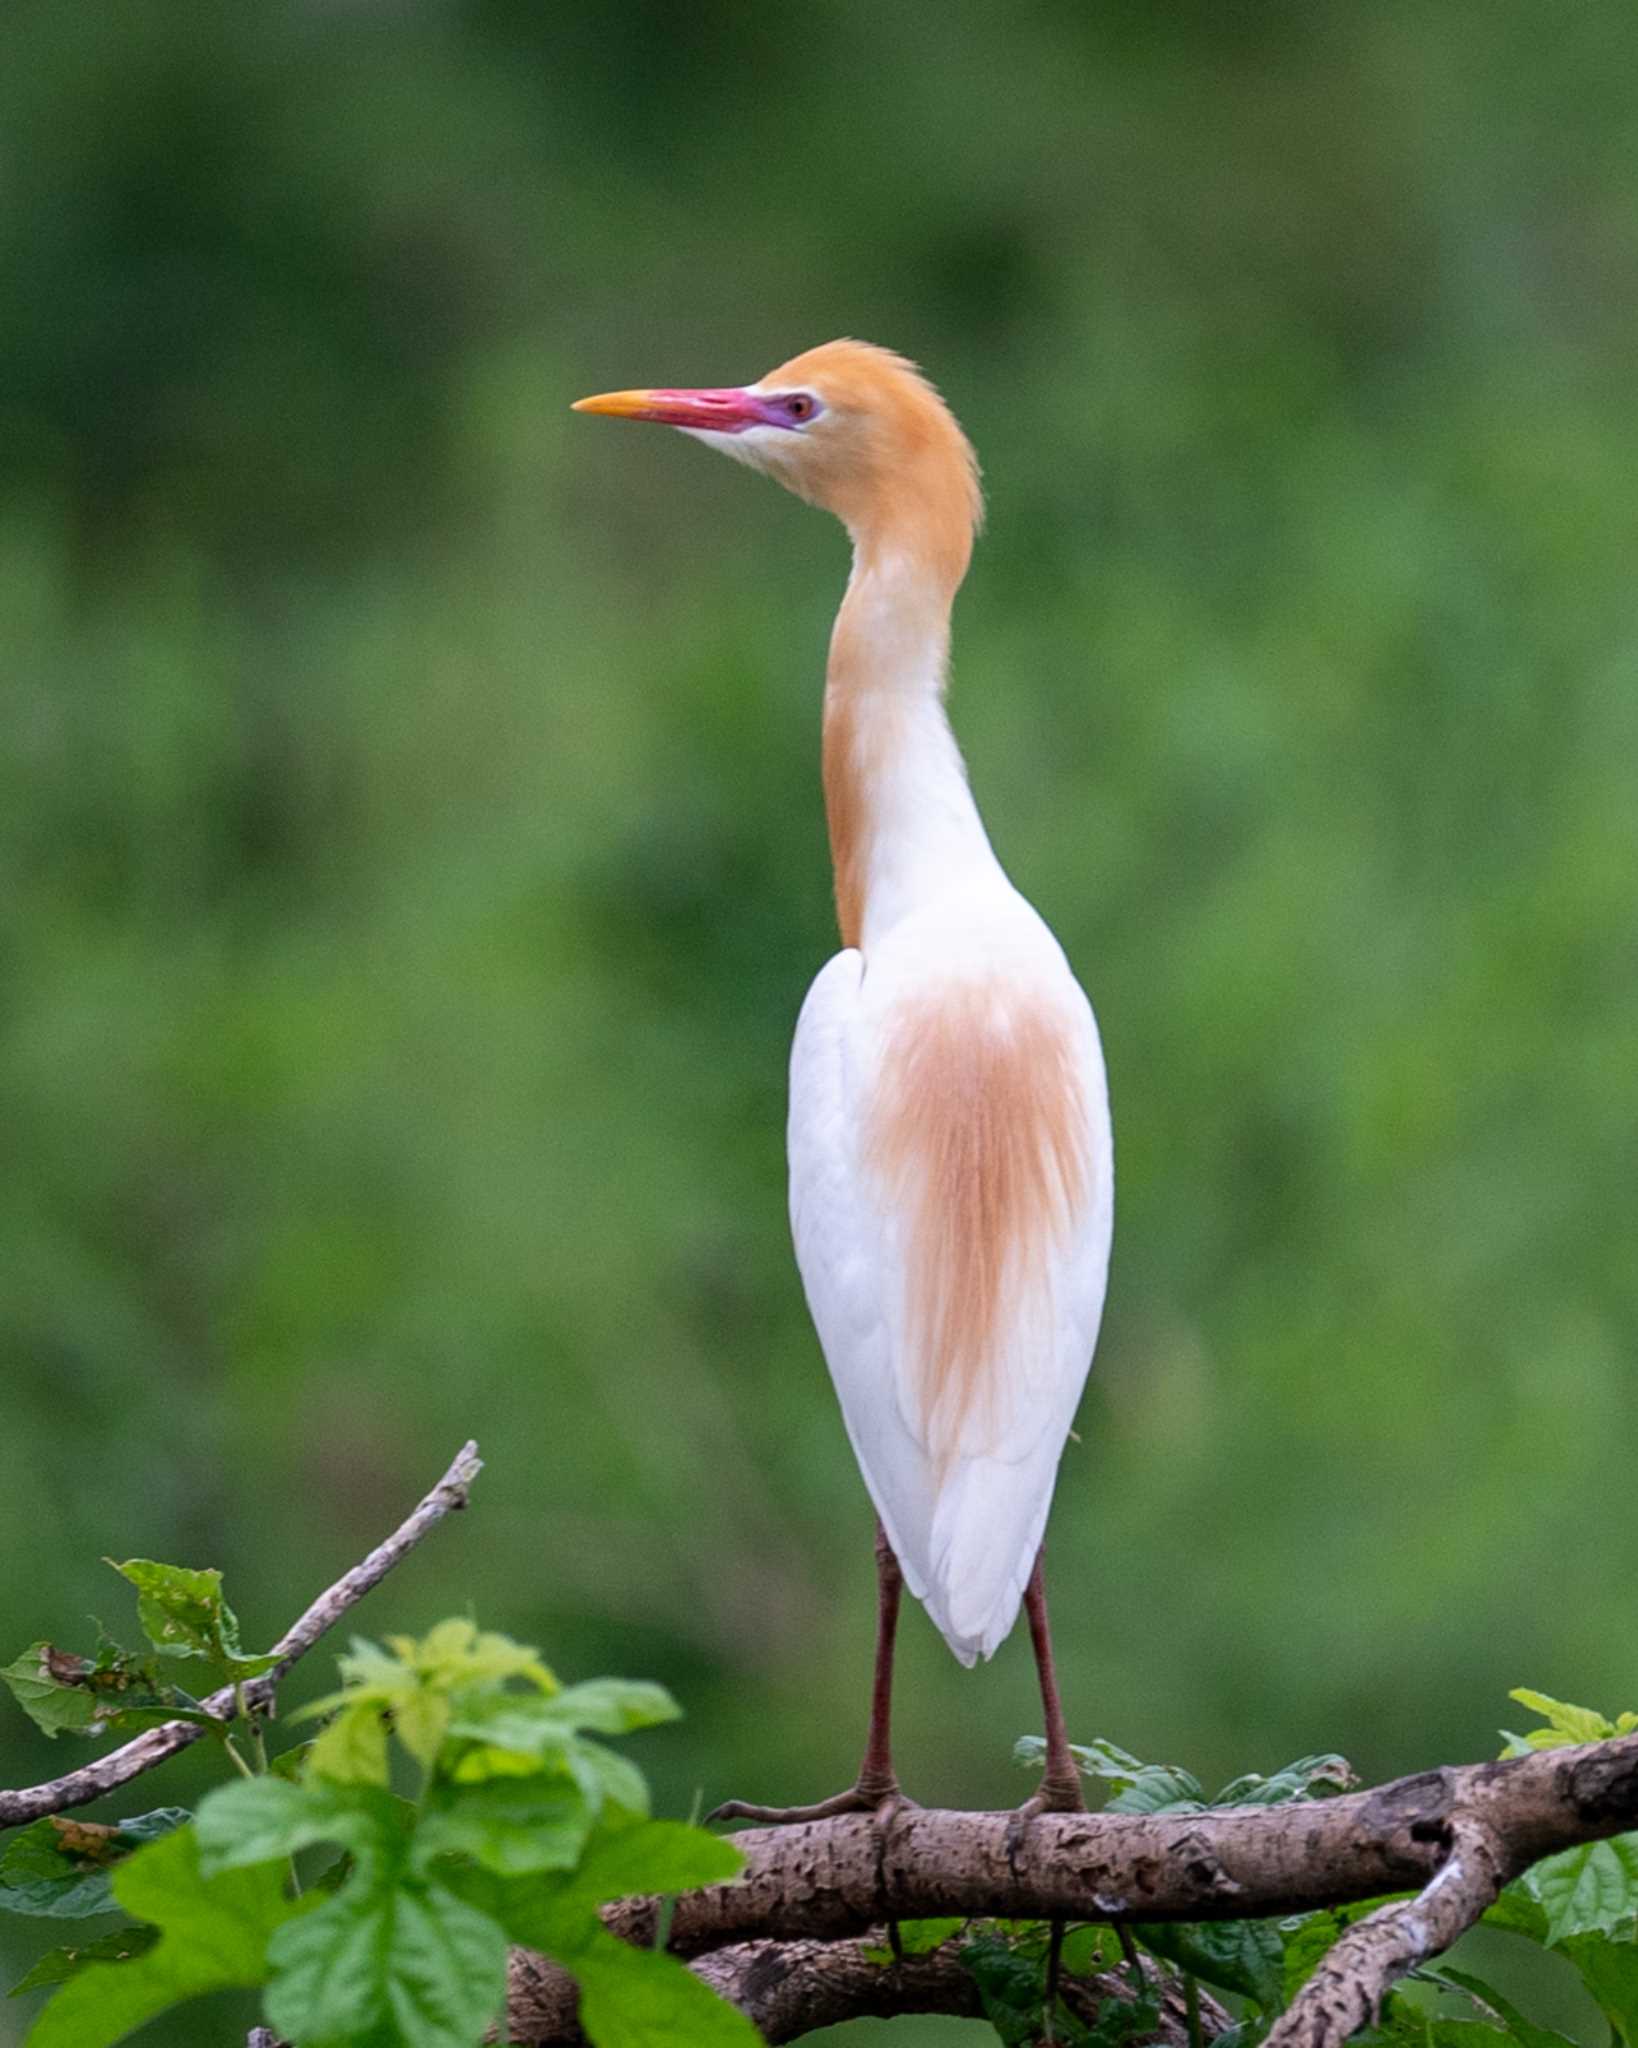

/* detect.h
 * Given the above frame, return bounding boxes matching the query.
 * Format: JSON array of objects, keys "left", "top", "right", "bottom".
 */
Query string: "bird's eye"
[{"left": 781, "top": 393, "right": 817, "bottom": 423}]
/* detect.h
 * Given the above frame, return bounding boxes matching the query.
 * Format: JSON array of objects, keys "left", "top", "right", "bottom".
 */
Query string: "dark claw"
[
  {"left": 707, "top": 1783, "right": 917, "bottom": 1829},
  {"left": 1005, "top": 1777, "right": 1084, "bottom": 1866}
]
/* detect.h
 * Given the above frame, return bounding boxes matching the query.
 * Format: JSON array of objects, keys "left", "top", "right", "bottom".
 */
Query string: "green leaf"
[
  {"left": 1507, "top": 1692, "right": 1617, "bottom": 1747},
  {"left": 1420, "top": 2024, "right": 1520, "bottom": 2048},
  {"left": 1214, "top": 1754, "right": 1359, "bottom": 1806},
  {"left": 264, "top": 1871, "right": 508, "bottom": 2048},
  {"left": 194, "top": 1775, "right": 408, "bottom": 1875},
  {"left": 958, "top": 1929, "right": 1105, "bottom": 2048},
  {"left": 1426, "top": 1964, "right": 1581, "bottom": 2048},
  {"left": 1482, "top": 1884, "right": 1551, "bottom": 1944},
  {"left": 575, "top": 1741, "right": 652, "bottom": 1819},
  {"left": 107, "top": 1560, "right": 276, "bottom": 1686},
  {"left": 1559, "top": 1930, "right": 1638, "bottom": 2045},
  {"left": 542, "top": 1680, "right": 681, "bottom": 1735},
  {"left": 561, "top": 1819, "right": 744, "bottom": 1906},
  {"left": 862, "top": 1915, "right": 966, "bottom": 1962},
  {"left": 1136, "top": 1917, "right": 1285, "bottom": 2008},
  {"left": 0, "top": 1809, "right": 188, "bottom": 1919},
  {"left": 304, "top": 1700, "right": 390, "bottom": 1786},
  {"left": 467, "top": 1857, "right": 758, "bottom": 2048},
  {"left": 2, "top": 1645, "right": 104, "bottom": 1738},
  {"left": 1060, "top": 1924, "right": 1119, "bottom": 1974},
  {"left": 445, "top": 1694, "right": 655, "bottom": 1819},
  {"left": 1521, "top": 1836, "right": 1638, "bottom": 1943},
  {"left": 0, "top": 1637, "right": 222, "bottom": 1741},
  {"left": 8, "top": 1925, "right": 160, "bottom": 1996},
  {"left": 269, "top": 1738, "right": 318, "bottom": 1783},
  {"left": 571, "top": 1929, "right": 763, "bottom": 2048},
  {"left": 297, "top": 1623, "right": 558, "bottom": 1758},
  {"left": 1014, "top": 1734, "right": 1207, "bottom": 1815},
  {"left": 23, "top": 1824, "right": 299, "bottom": 2048},
  {"left": 416, "top": 1774, "right": 593, "bottom": 1876}
]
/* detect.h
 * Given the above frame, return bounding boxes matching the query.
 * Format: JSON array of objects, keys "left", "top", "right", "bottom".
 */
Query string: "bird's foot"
[
  {"left": 1004, "top": 1774, "right": 1084, "bottom": 1866},
  {"left": 708, "top": 1778, "right": 915, "bottom": 1830}
]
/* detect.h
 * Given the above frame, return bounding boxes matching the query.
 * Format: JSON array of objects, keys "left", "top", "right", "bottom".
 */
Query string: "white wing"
[{"left": 789, "top": 895, "right": 1113, "bottom": 1665}]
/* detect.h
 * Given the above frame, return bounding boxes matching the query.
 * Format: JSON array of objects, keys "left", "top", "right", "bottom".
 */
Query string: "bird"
[{"left": 573, "top": 341, "right": 1113, "bottom": 1826}]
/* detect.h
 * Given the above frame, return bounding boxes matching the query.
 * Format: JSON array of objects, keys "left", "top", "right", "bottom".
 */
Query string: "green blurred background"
[{"left": 2, "top": 2, "right": 1635, "bottom": 2040}]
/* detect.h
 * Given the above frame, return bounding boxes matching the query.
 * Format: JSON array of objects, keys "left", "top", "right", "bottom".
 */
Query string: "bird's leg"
[
  {"left": 1007, "top": 1548, "right": 1084, "bottom": 1851},
  {"left": 1043, "top": 1915, "right": 1066, "bottom": 2042},
  {"left": 709, "top": 1520, "right": 913, "bottom": 1827}
]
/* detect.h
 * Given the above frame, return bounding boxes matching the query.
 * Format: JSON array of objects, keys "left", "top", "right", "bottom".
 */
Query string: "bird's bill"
[{"left": 571, "top": 386, "right": 766, "bottom": 433}]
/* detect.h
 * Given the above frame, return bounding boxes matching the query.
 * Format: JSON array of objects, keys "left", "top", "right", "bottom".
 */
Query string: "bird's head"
[{"left": 573, "top": 339, "right": 983, "bottom": 590}]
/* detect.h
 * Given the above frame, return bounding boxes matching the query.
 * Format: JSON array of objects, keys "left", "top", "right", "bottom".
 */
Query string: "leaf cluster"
[
  {"left": 1, "top": 1558, "right": 275, "bottom": 1744},
  {"left": 3, "top": 1591, "right": 752, "bottom": 2048}
]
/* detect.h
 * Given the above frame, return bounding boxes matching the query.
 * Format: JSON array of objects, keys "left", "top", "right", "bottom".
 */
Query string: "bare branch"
[
  {"left": 505, "top": 1929, "right": 1228, "bottom": 2045},
  {"left": 0, "top": 1441, "right": 483, "bottom": 1830},
  {"left": 1268, "top": 1816, "right": 1509, "bottom": 2048}
]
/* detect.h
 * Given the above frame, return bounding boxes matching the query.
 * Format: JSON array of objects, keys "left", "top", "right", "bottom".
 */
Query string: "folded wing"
[{"left": 789, "top": 934, "right": 1112, "bottom": 1664}]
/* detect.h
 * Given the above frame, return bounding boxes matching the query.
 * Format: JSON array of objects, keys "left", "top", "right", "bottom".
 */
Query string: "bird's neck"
[{"left": 822, "top": 540, "right": 1000, "bottom": 952}]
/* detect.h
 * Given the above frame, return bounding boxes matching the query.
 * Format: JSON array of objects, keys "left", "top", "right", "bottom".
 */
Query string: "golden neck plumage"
[{"left": 821, "top": 510, "right": 977, "bottom": 952}]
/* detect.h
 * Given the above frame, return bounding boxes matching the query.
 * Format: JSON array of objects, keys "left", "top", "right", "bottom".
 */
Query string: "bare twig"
[
  {"left": 0, "top": 1441, "right": 482, "bottom": 1829},
  {"left": 1267, "top": 1815, "right": 1510, "bottom": 2048}
]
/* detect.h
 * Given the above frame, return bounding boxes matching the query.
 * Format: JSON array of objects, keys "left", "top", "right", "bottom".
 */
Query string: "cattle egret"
[{"left": 574, "top": 341, "right": 1113, "bottom": 1824}]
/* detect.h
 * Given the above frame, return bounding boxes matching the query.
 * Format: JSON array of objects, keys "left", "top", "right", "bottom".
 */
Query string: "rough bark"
[
  {"left": 584, "top": 1736, "right": 1636, "bottom": 1953},
  {"left": 495, "top": 1732, "right": 1638, "bottom": 2044},
  {"left": 506, "top": 1930, "right": 1230, "bottom": 2045}
]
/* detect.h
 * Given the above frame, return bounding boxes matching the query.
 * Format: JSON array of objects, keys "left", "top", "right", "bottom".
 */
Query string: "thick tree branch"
[
  {"left": 492, "top": 1733, "right": 1637, "bottom": 2043},
  {"left": 1266, "top": 1815, "right": 1509, "bottom": 2048},
  {"left": 0, "top": 1441, "right": 483, "bottom": 1830},
  {"left": 506, "top": 1929, "right": 1229, "bottom": 2045},
  {"left": 580, "top": 1732, "right": 1635, "bottom": 1954}
]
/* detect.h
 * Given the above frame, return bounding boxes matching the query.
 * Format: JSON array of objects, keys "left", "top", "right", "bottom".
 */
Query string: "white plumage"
[
  {"left": 790, "top": 880, "right": 1112, "bottom": 1665},
  {"left": 575, "top": 337, "right": 1113, "bottom": 1814}
]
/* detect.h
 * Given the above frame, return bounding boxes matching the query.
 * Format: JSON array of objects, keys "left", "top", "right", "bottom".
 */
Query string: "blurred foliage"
[{"left": 1, "top": 0, "right": 1635, "bottom": 2040}]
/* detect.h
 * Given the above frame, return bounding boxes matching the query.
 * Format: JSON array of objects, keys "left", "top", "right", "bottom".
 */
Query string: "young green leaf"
[
  {"left": 1507, "top": 1692, "right": 1620, "bottom": 1747},
  {"left": 415, "top": 1774, "right": 594, "bottom": 1877},
  {"left": 107, "top": 1561, "right": 276, "bottom": 1686},
  {"left": 0, "top": 1809, "right": 188, "bottom": 1920},
  {"left": 8, "top": 1924, "right": 159, "bottom": 1996},
  {"left": 303, "top": 1699, "right": 391, "bottom": 1786},
  {"left": 542, "top": 1680, "right": 681, "bottom": 1736},
  {"left": 297, "top": 1621, "right": 558, "bottom": 1773},
  {"left": 444, "top": 1694, "right": 655, "bottom": 1819},
  {"left": 194, "top": 1775, "right": 408, "bottom": 1876},
  {"left": 22, "top": 1824, "right": 301, "bottom": 2048}
]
